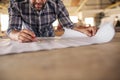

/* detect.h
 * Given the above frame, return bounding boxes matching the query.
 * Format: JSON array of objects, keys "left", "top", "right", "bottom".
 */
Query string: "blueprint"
[{"left": 0, "top": 21, "right": 115, "bottom": 55}]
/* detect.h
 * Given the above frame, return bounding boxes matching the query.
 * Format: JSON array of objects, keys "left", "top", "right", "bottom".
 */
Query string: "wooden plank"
[
  {"left": 105, "top": 2, "right": 120, "bottom": 9},
  {"left": 71, "top": 0, "right": 80, "bottom": 7},
  {"left": 76, "top": 0, "right": 88, "bottom": 12}
]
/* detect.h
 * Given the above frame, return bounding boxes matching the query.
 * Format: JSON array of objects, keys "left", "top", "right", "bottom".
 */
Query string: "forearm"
[{"left": 73, "top": 26, "right": 87, "bottom": 33}]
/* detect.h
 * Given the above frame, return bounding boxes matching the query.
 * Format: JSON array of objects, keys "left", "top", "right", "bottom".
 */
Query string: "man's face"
[{"left": 30, "top": 0, "right": 46, "bottom": 11}]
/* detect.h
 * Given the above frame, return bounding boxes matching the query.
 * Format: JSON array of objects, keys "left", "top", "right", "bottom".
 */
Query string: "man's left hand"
[{"left": 73, "top": 26, "right": 97, "bottom": 37}]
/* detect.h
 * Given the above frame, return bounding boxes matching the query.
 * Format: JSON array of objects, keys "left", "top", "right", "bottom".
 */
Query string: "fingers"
[
  {"left": 18, "top": 29, "right": 36, "bottom": 43},
  {"left": 88, "top": 27, "right": 97, "bottom": 36},
  {"left": 22, "top": 29, "right": 36, "bottom": 38},
  {"left": 82, "top": 29, "right": 92, "bottom": 37},
  {"left": 75, "top": 26, "right": 97, "bottom": 37}
]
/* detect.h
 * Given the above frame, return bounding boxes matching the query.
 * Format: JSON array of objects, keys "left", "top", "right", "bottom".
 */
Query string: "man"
[{"left": 7, "top": 0, "right": 97, "bottom": 43}]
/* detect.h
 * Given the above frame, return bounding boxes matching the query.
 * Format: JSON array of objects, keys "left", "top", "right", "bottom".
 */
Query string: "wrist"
[
  {"left": 9, "top": 30, "right": 20, "bottom": 41},
  {"left": 73, "top": 26, "right": 86, "bottom": 33}
]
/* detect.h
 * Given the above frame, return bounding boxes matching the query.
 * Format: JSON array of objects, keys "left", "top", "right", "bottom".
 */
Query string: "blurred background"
[
  {"left": 0, "top": 1, "right": 120, "bottom": 80},
  {"left": 0, "top": 0, "right": 120, "bottom": 36}
]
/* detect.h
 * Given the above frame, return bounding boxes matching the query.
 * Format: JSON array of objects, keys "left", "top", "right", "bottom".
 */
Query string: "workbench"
[{"left": 0, "top": 32, "right": 120, "bottom": 80}]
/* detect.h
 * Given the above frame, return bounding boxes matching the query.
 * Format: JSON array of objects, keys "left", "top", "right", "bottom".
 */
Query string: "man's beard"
[{"left": 32, "top": 2, "right": 45, "bottom": 11}]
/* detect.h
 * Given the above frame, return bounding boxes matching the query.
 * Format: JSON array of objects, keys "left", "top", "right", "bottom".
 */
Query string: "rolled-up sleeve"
[
  {"left": 7, "top": 1, "right": 22, "bottom": 35},
  {"left": 57, "top": 0, "right": 74, "bottom": 29}
]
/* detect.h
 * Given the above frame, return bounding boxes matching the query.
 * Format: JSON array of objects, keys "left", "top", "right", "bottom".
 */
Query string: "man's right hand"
[{"left": 9, "top": 29, "right": 36, "bottom": 43}]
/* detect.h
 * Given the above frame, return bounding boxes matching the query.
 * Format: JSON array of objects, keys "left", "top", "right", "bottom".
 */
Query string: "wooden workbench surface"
[{"left": 0, "top": 33, "right": 120, "bottom": 80}]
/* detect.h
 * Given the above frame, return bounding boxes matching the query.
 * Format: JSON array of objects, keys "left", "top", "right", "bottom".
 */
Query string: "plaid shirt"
[{"left": 7, "top": 0, "right": 74, "bottom": 37}]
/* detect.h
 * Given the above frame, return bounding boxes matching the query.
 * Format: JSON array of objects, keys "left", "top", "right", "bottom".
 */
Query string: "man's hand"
[
  {"left": 9, "top": 29, "right": 36, "bottom": 43},
  {"left": 73, "top": 26, "right": 97, "bottom": 37}
]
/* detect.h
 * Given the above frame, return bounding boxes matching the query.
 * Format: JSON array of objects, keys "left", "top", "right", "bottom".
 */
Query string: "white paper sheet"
[{"left": 0, "top": 22, "right": 115, "bottom": 55}]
